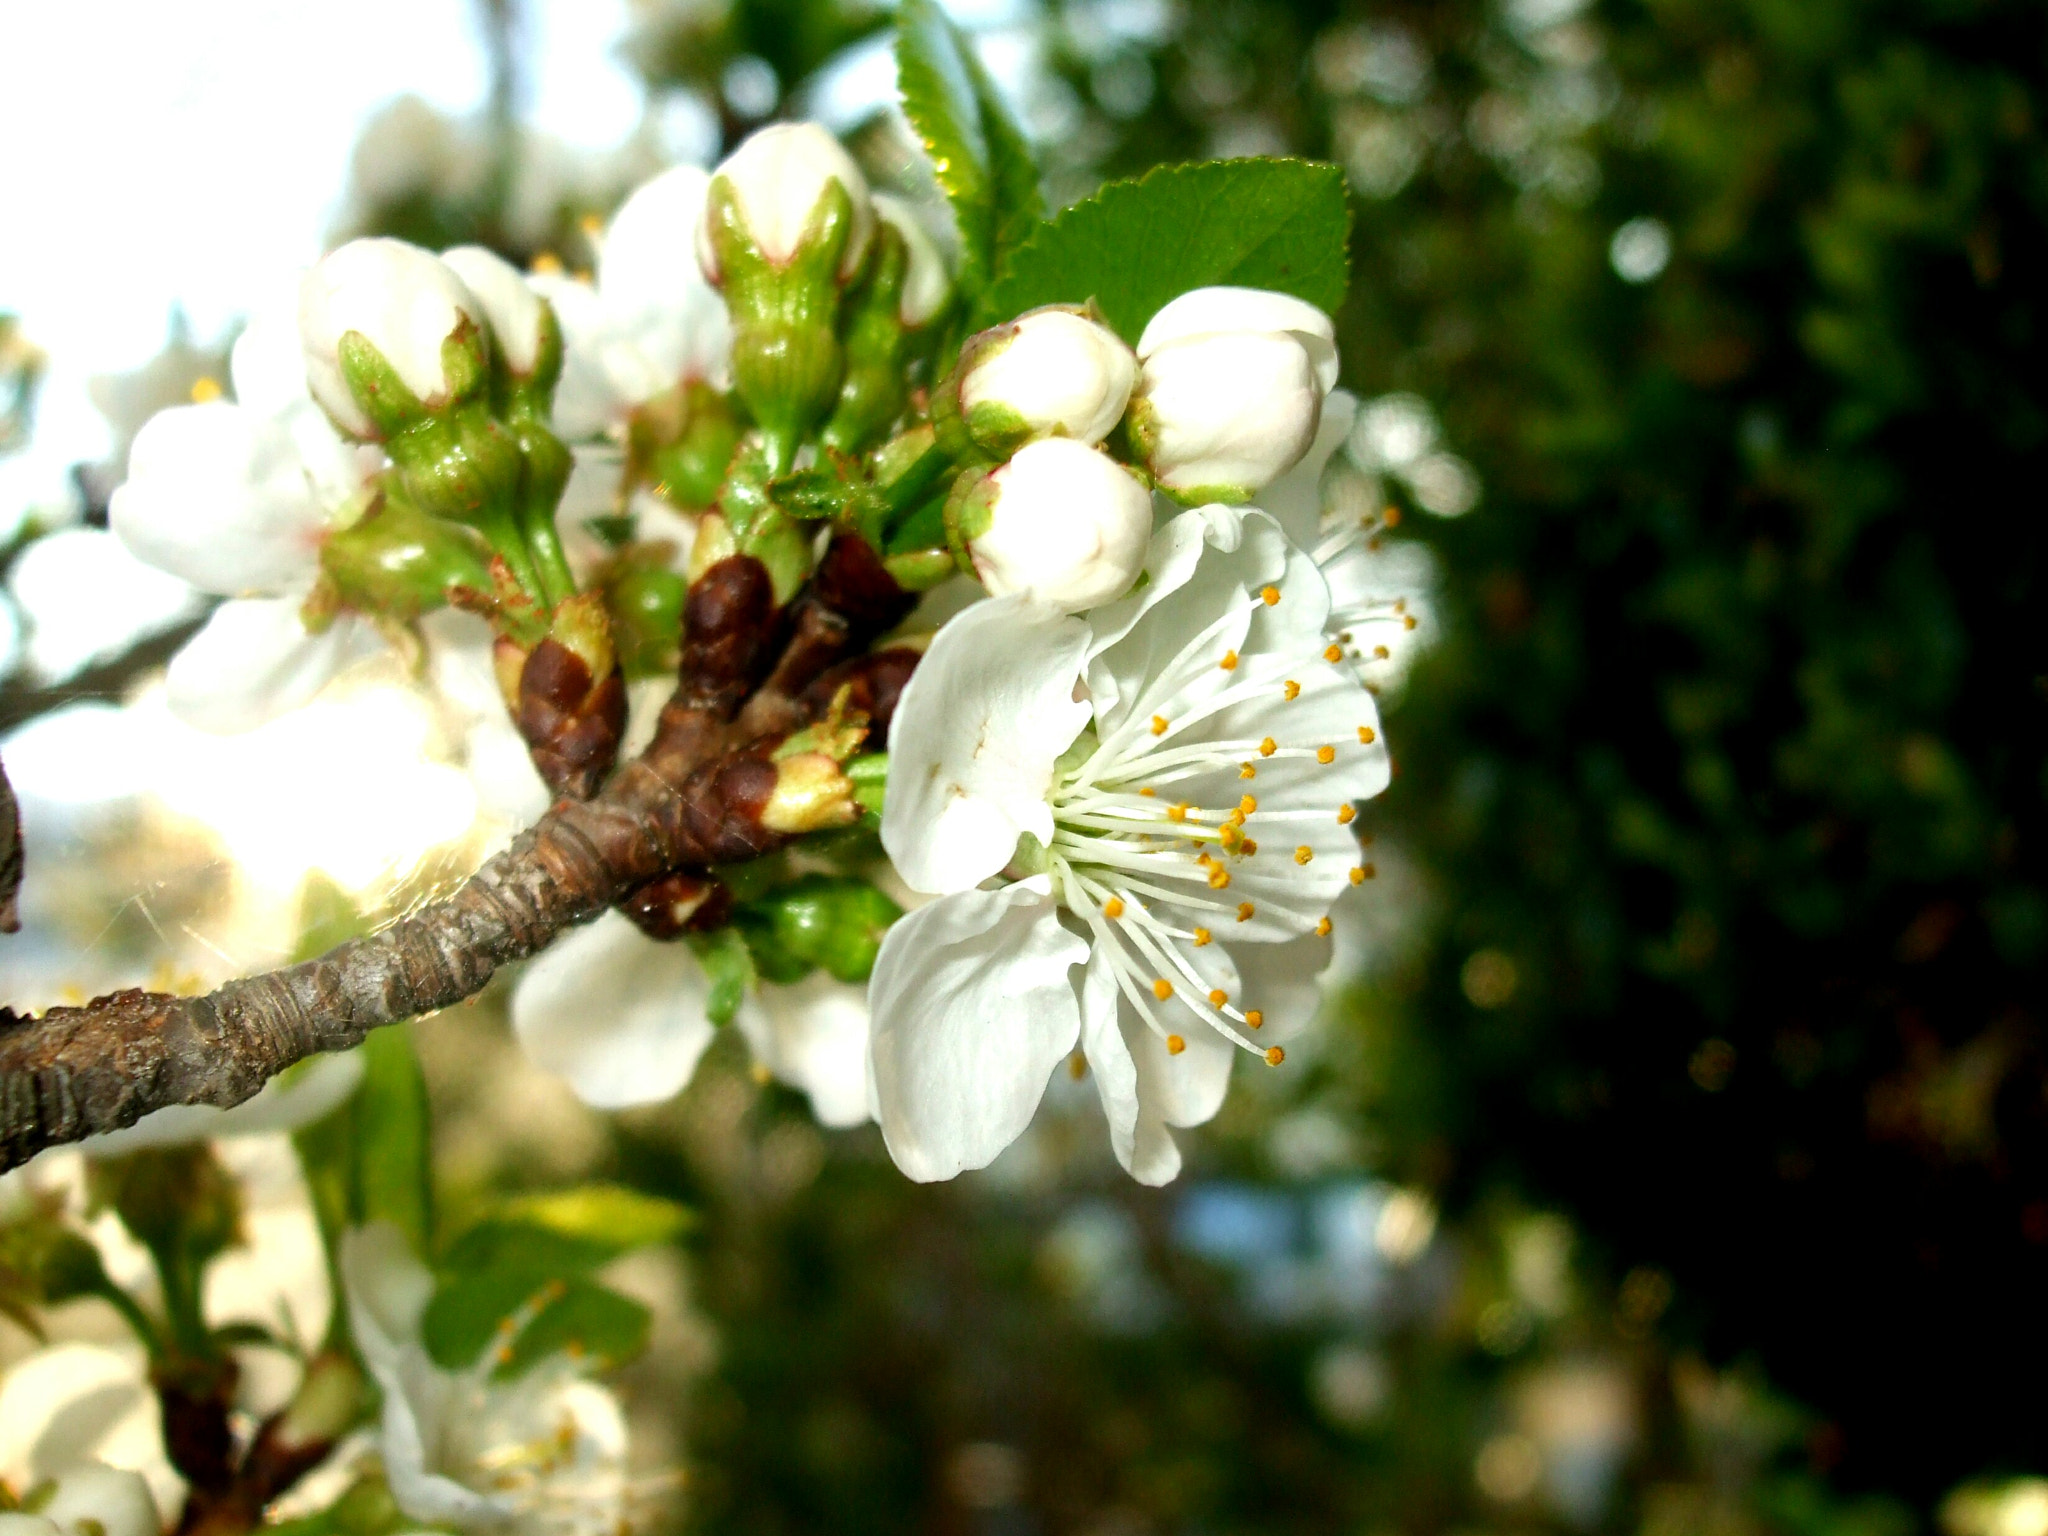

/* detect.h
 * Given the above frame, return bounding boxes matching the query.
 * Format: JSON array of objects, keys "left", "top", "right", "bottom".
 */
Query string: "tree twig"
[{"left": 0, "top": 539, "right": 914, "bottom": 1170}]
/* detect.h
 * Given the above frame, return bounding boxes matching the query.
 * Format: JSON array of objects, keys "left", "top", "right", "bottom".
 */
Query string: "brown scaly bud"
[
  {"left": 809, "top": 531, "right": 917, "bottom": 643},
  {"left": 516, "top": 594, "right": 627, "bottom": 800},
  {"left": 800, "top": 645, "right": 924, "bottom": 744},
  {"left": 619, "top": 870, "right": 733, "bottom": 940},
  {"left": 155, "top": 1351, "right": 240, "bottom": 1496},
  {"left": 677, "top": 554, "right": 781, "bottom": 716}
]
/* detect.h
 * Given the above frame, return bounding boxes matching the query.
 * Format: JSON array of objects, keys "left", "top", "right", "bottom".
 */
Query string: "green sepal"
[
  {"left": 823, "top": 221, "right": 917, "bottom": 454},
  {"left": 846, "top": 752, "right": 889, "bottom": 817},
  {"left": 87, "top": 1145, "right": 244, "bottom": 1355},
  {"left": 314, "top": 486, "right": 494, "bottom": 622}
]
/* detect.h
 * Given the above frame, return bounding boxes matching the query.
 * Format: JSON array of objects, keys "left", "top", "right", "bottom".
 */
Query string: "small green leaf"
[
  {"left": 976, "top": 158, "right": 1352, "bottom": 339},
  {"left": 896, "top": 0, "right": 1043, "bottom": 303},
  {"left": 442, "top": 1185, "right": 691, "bottom": 1275},
  {"left": 421, "top": 1272, "right": 651, "bottom": 1378}
]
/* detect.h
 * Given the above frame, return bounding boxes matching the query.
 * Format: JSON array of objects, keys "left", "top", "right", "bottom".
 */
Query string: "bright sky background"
[{"left": 0, "top": 0, "right": 644, "bottom": 513}]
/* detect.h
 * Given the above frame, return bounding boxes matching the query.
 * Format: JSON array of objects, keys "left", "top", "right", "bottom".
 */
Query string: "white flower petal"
[
  {"left": 164, "top": 600, "right": 375, "bottom": 734},
  {"left": 1261, "top": 389, "right": 1357, "bottom": 548},
  {"left": 111, "top": 401, "right": 337, "bottom": 595},
  {"left": 338, "top": 1221, "right": 436, "bottom": 1379},
  {"left": 881, "top": 596, "right": 1092, "bottom": 894},
  {"left": 738, "top": 972, "right": 873, "bottom": 1128},
  {"left": 0, "top": 1344, "right": 177, "bottom": 1520},
  {"left": 867, "top": 880, "right": 1088, "bottom": 1181},
  {"left": 532, "top": 275, "right": 626, "bottom": 440},
  {"left": 510, "top": 911, "right": 716, "bottom": 1109},
  {"left": 227, "top": 284, "right": 315, "bottom": 420},
  {"left": 600, "top": 166, "right": 734, "bottom": 390}
]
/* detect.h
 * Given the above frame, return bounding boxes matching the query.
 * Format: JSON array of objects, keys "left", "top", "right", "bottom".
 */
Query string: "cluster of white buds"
[{"left": 936, "top": 286, "right": 1340, "bottom": 613}]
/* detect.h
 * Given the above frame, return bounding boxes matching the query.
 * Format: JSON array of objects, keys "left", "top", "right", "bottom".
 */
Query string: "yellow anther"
[
  {"left": 1151, "top": 715, "right": 1170, "bottom": 735},
  {"left": 1208, "top": 868, "right": 1232, "bottom": 889},
  {"left": 1208, "top": 988, "right": 1228, "bottom": 1007},
  {"left": 1219, "top": 823, "right": 1241, "bottom": 849},
  {"left": 1226, "top": 808, "right": 1245, "bottom": 827},
  {"left": 1246, "top": 1009, "right": 1265, "bottom": 1029},
  {"left": 1404, "top": 614, "right": 1419, "bottom": 630},
  {"left": 1219, "top": 650, "right": 1240, "bottom": 671},
  {"left": 1383, "top": 504, "right": 1402, "bottom": 527},
  {"left": 1236, "top": 902, "right": 1255, "bottom": 922},
  {"left": 1152, "top": 978, "right": 1173, "bottom": 1001},
  {"left": 530, "top": 251, "right": 565, "bottom": 274},
  {"left": 188, "top": 375, "right": 222, "bottom": 403},
  {"left": 1324, "top": 643, "right": 1344, "bottom": 663},
  {"left": 1316, "top": 916, "right": 1333, "bottom": 937},
  {"left": 1294, "top": 845, "right": 1314, "bottom": 864},
  {"left": 1264, "top": 1045, "right": 1286, "bottom": 1066},
  {"left": 1337, "top": 803, "right": 1356, "bottom": 824},
  {"left": 579, "top": 211, "right": 604, "bottom": 235},
  {"left": 1103, "top": 897, "right": 1125, "bottom": 918},
  {"left": 1069, "top": 1052, "right": 1088, "bottom": 1080},
  {"left": 1360, "top": 861, "right": 1377, "bottom": 879},
  {"left": 1349, "top": 865, "right": 1368, "bottom": 885},
  {"left": 1240, "top": 795, "right": 1257, "bottom": 814},
  {"left": 1358, "top": 725, "right": 1377, "bottom": 744},
  {"left": 1166, "top": 1033, "right": 1187, "bottom": 1055},
  {"left": 1283, "top": 680, "right": 1301, "bottom": 701},
  {"left": 1241, "top": 838, "right": 1258, "bottom": 856},
  {"left": 1240, "top": 762, "right": 1257, "bottom": 779},
  {"left": 1260, "top": 585, "right": 1280, "bottom": 605},
  {"left": 1316, "top": 745, "right": 1336, "bottom": 764},
  {"left": 1167, "top": 802, "right": 1188, "bottom": 822},
  {"left": 1259, "top": 737, "right": 1277, "bottom": 757},
  {"left": 1139, "top": 786, "right": 1157, "bottom": 797},
  {"left": 1373, "top": 644, "right": 1390, "bottom": 659},
  {"left": 1193, "top": 927, "right": 1213, "bottom": 946}
]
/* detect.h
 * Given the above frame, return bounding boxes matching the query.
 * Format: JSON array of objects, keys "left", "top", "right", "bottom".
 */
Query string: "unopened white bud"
[
  {"left": 873, "top": 193, "right": 950, "bottom": 326},
  {"left": 957, "top": 306, "right": 1136, "bottom": 456},
  {"left": 697, "top": 121, "right": 874, "bottom": 282},
  {"left": 956, "top": 438, "right": 1151, "bottom": 611},
  {"left": 440, "top": 244, "right": 547, "bottom": 376},
  {"left": 299, "top": 237, "right": 485, "bottom": 438},
  {"left": 1131, "top": 286, "right": 1339, "bottom": 502}
]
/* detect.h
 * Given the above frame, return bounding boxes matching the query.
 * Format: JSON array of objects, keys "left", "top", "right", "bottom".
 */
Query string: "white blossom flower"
[
  {"left": 1130, "top": 287, "right": 1339, "bottom": 502},
  {"left": 542, "top": 167, "right": 735, "bottom": 442},
  {"left": 298, "top": 238, "right": 487, "bottom": 439},
  {"left": 957, "top": 438, "right": 1151, "bottom": 612},
  {"left": 509, "top": 910, "right": 873, "bottom": 1127},
  {"left": 110, "top": 293, "right": 386, "bottom": 733},
  {"left": 872, "top": 506, "right": 1391, "bottom": 1183},
  {"left": 957, "top": 307, "right": 1136, "bottom": 453},
  {"left": 340, "top": 1222, "right": 627, "bottom": 1536},
  {"left": 697, "top": 122, "right": 874, "bottom": 281}
]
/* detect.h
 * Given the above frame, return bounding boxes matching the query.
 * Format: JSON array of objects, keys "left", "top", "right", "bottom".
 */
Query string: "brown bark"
[{"left": 0, "top": 543, "right": 913, "bottom": 1171}]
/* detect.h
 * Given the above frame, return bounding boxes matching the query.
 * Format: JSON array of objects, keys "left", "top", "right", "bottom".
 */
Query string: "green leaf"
[
  {"left": 421, "top": 1272, "right": 651, "bottom": 1379},
  {"left": 975, "top": 158, "right": 1352, "bottom": 339},
  {"left": 443, "top": 1185, "right": 690, "bottom": 1276},
  {"left": 895, "top": 0, "right": 1043, "bottom": 304}
]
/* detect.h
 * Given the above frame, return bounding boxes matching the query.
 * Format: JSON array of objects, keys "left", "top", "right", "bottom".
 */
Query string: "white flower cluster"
[{"left": 94, "top": 116, "right": 1417, "bottom": 1189}]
